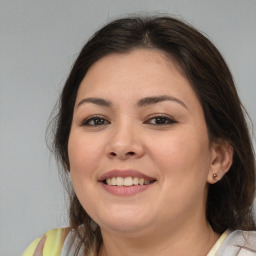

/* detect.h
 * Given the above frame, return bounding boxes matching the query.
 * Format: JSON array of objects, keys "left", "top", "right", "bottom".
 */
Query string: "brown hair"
[{"left": 52, "top": 16, "right": 256, "bottom": 255}]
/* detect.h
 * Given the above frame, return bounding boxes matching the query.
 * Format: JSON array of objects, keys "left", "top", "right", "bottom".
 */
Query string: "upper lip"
[{"left": 98, "top": 169, "right": 156, "bottom": 181}]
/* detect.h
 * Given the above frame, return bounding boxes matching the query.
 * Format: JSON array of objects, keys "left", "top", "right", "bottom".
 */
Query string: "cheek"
[
  {"left": 150, "top": 127, "right": 211, "bottom": 182},
  {"left": 68, "top": 132, "right": 101, "bottom": 211},
  {"left": 68, "top": 131, "right": 102, "bottom": 188},
  {"left": 69, "top": 131, "right": 99, "bottom": 167},
  {"left": 153, "top": 130, "right": 210, "bottom": 210}
]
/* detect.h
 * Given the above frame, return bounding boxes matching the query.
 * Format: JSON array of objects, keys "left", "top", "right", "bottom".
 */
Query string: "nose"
[{"left": 105, "top": 123, "right": 145, "bottom": 160}]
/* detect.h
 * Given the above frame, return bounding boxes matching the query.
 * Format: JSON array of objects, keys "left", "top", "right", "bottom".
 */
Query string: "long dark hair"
[{"left": 52, "top": 16, "right": 256, "bottom": 255}]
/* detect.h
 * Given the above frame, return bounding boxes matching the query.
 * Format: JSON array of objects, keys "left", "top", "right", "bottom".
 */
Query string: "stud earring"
[{"left": 213, "top": 173, "right": 218, "bottom": 180}]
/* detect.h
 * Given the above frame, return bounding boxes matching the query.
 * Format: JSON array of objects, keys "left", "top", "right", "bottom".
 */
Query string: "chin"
[{"left": 95, "top": 209, "right": 154, "bottom": 235}]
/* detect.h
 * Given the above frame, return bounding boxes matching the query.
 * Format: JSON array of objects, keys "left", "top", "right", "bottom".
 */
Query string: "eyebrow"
[
  {"left": 77, "top": 98, "right": 112, "bottom": 108},
  {"left": 137, "top": 95, "right": 187, "bottom": 109},
  {"left": 76, "top": 95, "right": 187, "bottom": 109}
]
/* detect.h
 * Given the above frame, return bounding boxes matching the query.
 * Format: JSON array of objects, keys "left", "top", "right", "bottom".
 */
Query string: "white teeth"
[
  {"left": 139, "top": 178, "right": 144, "bottom": 185},
  {"left": 124, "top": 177, "right": 133, "bottom": 186},
  {"left": 116, "top": 177, "right": 124, "bottom": 186},
  {"left": 106, "top": 178, "right": 112, "bottom": 185},
  {"left": 111, "top": 177, "right": 117, "bottom": 186},
  {"left": 105, "top": 177, "right": 152, "bottom": 186},
  {"left": 133, "top": 177, "right": 139, "bottom": 185},
  {"left": 106, "top": 177, "right": 117, "bottom": 185}
]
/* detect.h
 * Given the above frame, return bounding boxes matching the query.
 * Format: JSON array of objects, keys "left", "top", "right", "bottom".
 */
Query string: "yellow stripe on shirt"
[
  {"left": 207, "top": 230, "right": 231, "bottom": 256},
  {"left": 23, "top": 228, "right": 71, "bottom": 256}
]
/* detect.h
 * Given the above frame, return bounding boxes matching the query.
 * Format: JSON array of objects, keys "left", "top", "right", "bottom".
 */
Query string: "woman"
[{"left": 23, "top": 16, "right": 256, "bottom": 256}]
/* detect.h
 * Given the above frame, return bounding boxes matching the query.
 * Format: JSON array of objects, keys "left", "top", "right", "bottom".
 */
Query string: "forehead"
[{"left": 76, "top": 48, "right": 196, "bottom": 105}]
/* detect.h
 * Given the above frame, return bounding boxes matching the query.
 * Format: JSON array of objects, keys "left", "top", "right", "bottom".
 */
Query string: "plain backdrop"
[{"left": 0, "top": 0, "right": 256, "bottom": 255}]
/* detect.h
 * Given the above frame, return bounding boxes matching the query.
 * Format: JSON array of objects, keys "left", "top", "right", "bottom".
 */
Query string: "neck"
[{"left": 98, "top": 218, "right": 220, "bottom": 256}]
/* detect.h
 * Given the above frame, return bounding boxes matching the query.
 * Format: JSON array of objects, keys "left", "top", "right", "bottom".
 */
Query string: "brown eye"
[
  {"left": 145, "top": 116, "right": 177, "bottom": 125},
  {"left": 83, "top": 117, "right": 110, "bottom": 126}
]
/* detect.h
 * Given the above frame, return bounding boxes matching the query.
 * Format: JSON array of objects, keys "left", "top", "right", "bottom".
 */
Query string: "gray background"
[{"left": 1, "top": 0, "right": 255, "bottom": 255}]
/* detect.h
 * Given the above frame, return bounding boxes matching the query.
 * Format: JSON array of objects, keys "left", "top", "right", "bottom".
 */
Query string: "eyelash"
[
  {"left": 81, "top": 115, "right": 110, "bottom": 126},
  {"left": 144, "top": 115, "right": 177, "bottom": 125},
  {"left": 81, "top": 114, "right": 177, "bottom": 127}
]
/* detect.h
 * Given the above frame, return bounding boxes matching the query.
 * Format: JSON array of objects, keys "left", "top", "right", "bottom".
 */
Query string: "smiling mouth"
[{"left": 103, "top": 177, "right": 156, "bottom": 186}]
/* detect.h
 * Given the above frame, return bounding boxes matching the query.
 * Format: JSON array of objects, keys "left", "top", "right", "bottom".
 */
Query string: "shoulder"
[
  {"left": 23, "top": 227, "right": 71, "bottom": 256},
  {"left": 216, "top": 230, "right": 256, "bottom": 256}
]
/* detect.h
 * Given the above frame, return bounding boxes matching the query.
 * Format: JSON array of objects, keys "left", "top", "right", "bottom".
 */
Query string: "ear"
[{"left": 207, "top": 140, "right": 233, "bottom": 184}]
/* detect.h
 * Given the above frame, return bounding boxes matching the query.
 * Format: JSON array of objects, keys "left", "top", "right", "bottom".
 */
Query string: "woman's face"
[{"left": 68, "top": 49, "right": 216, "bottom": 236}]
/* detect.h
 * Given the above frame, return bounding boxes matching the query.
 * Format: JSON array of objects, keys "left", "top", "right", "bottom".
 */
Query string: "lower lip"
[{"left": 100, "top": 182, "right": 153, "bottom": 196}]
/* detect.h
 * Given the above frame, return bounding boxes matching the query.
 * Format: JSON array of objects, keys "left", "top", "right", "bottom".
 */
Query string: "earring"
[{"left": 213, "top": 173, "right": 218, "bottom": 180}]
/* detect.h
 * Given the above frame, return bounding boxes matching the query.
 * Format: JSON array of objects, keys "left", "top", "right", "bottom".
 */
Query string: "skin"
[{"left": 68, "top": 49, "right": 233, "bottom": 256}]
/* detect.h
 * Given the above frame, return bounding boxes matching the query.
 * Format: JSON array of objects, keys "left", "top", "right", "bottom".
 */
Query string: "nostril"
[{"left": 108, "top": 150, "right": 138, "bottom": 160}]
